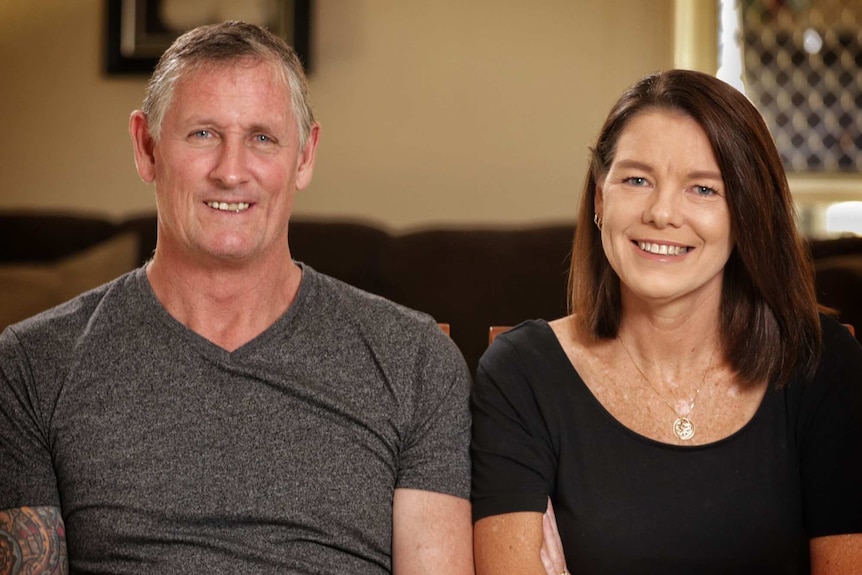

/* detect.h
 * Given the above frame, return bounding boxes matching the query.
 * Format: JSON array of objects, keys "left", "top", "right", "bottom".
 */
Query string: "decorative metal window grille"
[{"left": 741, "top": 0, "right": 862, "bottom": 173}]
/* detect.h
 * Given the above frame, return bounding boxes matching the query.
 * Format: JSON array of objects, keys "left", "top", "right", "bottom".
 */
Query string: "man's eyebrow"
[
  {"left": 246, "top": 122, "right": 282, "bottom": 134},
  {"left": 178, "top": 117, "right": 283, "bottom": 130}
]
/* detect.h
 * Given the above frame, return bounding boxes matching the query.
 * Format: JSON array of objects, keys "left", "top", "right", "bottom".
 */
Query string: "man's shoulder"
[
  {"left": 3, "top": 270, "right": 141, "bottom": 351},
  {"left": 299, "top": 266, "right": 463, "bottom": 366},
  {"left": 304, "top": 266, "right": 438, "bottom": 332}
]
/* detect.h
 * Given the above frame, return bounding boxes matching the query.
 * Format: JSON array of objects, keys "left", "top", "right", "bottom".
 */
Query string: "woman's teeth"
[{"left": 638, "top": 241, "right": 690, "bottom": 256}]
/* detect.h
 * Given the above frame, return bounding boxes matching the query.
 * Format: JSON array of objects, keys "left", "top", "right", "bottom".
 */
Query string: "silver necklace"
[{"left": 618, "top": 336, "right": 716, "bottom": 441}]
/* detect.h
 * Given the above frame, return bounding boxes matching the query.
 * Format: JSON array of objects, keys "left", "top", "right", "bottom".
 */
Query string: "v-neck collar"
[{"left": 131, "top": 263, "right": 313, "bottom": 362}]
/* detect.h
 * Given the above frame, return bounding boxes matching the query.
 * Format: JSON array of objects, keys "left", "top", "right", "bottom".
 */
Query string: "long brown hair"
[{"left": 569, "top": 69, "right": 821, "bottom": 387}]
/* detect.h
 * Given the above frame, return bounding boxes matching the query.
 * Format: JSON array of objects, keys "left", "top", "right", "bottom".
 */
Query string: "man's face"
[{"left": 134, "top": 59, "right": 317, "bottom": 267}]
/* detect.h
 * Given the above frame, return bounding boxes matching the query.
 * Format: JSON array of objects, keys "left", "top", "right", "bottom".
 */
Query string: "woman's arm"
[
  {"left": 472, "top": 325, "right": 569, "bottom": 575},
  {"left": 811, "top": 533, "right": 862, "bottom": 575},
  {"left": 804, "top": 322, "right": 862, "bottom": 575},
  {"left": 540, "top": 499, "right": 569, "bottom": 575},
  {"left": 474, "top": 512, "right": 547, "bottom": 575},
  {"left": 474, "top": 500, "right": 570, "bottom": 575}
]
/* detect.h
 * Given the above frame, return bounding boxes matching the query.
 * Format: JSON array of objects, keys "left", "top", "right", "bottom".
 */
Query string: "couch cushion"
[
  {"left": 0, "top": 212, "right": 120, "bottom": 263},
  {"left": 815, "top": 254, "right": 862, "bottom": 342},
  {"left": 118, "top": 214, "right": 159, "bottom": 266},
  {"left": 378, "top": 225, "right": 575, "bottom": 373},
  {"left": 807, "top": 236, "right": 862, "bottom": 260},
  {"left": 289, "top": 221, "right": 390, "bottom": 295},
  {"left": 0, "top": 232, "right": 139, "bottom": 330}
]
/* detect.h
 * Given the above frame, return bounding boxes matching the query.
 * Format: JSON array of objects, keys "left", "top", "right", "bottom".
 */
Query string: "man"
[{"left": 0, "top": 22, "right": 472, "bottom": 574}]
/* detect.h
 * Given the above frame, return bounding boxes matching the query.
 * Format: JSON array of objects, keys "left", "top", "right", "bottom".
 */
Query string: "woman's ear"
[
  {"left": 129, "top": 111, "right": 157, "bottom": 183},
  {"left": 594, "top": 182, "right": 604, "bottom": 215}
]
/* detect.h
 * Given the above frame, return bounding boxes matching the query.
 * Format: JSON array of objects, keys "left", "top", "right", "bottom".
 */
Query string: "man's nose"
[{"left": 209, "top": 137, "right": 250, "bottom": 187}]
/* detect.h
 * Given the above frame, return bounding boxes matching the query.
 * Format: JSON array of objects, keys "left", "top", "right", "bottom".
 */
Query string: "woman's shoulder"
[
  {"left": 786, "top": 314, "right": 862, "bottom": 410},
  {"left": 484, "top": 318, "right": 568, "bottom": 362},
  {"left": 478, "top": 316, "right": 593, "bottom": 382},
  {"left": 820, "top": 313, "right": 861, "bottom": 355},
  {"left": 474, "top": 318, "right": 589, "bottom": 418},
  {"left": 493, "top": 318, "right": 553, "bottom": 343},
  {"left": 813, "top": 314, "right": 862, "bottom": 382}
]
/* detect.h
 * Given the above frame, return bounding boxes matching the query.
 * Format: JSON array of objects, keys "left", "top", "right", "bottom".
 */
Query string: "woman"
[{"left": 470, "top": 69, "right": 862, "bottom": 574}]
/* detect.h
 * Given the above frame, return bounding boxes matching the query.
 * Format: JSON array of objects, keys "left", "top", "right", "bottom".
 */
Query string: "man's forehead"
[
  {"left": 167, "top": 61, "right": 294, "bottom": 124},
  {"left": 176, "top": 58, "right": 287, "bottom": 94}
]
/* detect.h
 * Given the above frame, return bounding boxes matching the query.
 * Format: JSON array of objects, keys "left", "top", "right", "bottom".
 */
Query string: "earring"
[{"left": 593, "top": 213, "right": 603, "bottom": 230}]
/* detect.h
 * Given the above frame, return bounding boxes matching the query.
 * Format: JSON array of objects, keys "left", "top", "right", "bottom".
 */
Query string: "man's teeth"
[
  {"left": 638, "top": 241, "right": 689, "bottom": 256},
  {"left": 207, "top": 201, "right": 250, "bottom": 212}
]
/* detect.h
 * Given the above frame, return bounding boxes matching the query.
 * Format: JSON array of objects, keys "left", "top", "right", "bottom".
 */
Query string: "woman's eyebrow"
[{"left": 613, "top": 159, "right": 722, "bottom": 181}]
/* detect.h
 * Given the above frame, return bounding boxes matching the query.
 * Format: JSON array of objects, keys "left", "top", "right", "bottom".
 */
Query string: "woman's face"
[{"left": 595, "top": 109, "right": 734, "bottom": 308}]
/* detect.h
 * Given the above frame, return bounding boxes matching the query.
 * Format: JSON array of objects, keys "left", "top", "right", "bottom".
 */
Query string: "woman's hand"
[{"left": 540, "top": 498, "right": 569, "bottom": 575}]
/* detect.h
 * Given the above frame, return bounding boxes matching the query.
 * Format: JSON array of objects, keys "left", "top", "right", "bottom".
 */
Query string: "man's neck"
[{"left": 146, "top": 250, "right": 302, "bottom": 351}]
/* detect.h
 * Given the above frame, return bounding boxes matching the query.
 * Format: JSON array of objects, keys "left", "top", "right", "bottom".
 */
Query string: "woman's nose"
[{"left": 643, "top": 186, "right": 683, "bottom": 228}]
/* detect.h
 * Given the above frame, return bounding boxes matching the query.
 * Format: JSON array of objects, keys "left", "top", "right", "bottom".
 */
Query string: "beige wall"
[{"left": 0, "top": 0, "right": 673, "bottom": 229}]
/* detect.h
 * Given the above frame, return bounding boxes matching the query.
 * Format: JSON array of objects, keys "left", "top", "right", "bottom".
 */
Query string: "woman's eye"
[
  {"left": 623, "top": 177, "right": 648, "bottom": 186},
  {"left": 694, "top": 185, "right": 718, "bottom": 196}
]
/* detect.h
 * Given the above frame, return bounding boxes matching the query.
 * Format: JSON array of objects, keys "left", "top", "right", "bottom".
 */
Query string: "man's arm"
[
  {"left": 392, "top": 488, "right": 473, "bottom": 575},
  {"left": 0, "top": 506, "right": 67, "bottom": 575}
]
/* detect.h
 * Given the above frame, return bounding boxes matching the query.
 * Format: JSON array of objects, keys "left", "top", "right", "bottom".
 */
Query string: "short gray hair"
[{"left": 142, "top": 21, "right": 314, "bottom": 149}]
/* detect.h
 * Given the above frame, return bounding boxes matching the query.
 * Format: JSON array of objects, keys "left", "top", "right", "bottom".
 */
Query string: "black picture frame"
[{"left": 105, "top": 0, "right": 312, "bottom": 75}]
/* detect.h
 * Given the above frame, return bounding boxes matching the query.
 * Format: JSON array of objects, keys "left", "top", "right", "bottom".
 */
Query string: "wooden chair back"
[{"left": 488, "top": 326, "right": 510, "bottom": 345}]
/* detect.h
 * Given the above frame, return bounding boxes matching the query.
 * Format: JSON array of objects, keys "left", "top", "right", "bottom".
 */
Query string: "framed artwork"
[{"left": 105, "top": 0, "right": 312, "bottom": 75}]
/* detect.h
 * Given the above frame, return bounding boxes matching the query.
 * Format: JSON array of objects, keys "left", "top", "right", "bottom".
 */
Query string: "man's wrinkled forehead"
[{"left": 165, "top": 57, "right": 294, "bottom": 120}]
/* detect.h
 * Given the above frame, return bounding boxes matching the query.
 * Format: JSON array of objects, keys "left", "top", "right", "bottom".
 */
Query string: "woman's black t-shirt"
[{"left": 471, "top": 316, "right": 862, "bottom": 574}]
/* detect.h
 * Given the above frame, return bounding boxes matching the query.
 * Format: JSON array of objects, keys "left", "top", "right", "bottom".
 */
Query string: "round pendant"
[{"left": 673, "top": 417, "right": 695, "bottom": 440}]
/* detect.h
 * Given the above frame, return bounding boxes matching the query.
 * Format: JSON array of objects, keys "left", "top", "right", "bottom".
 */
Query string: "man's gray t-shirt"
[{"left": 0, "top": 264, "right": 471, "bottom": 574}]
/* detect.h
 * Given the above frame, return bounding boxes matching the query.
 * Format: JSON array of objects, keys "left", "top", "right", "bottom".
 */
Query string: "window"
[{"left": 673, "top": 0, "right": 862, "bottom": 237}]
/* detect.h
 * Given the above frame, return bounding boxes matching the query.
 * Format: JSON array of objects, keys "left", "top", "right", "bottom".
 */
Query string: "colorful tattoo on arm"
[{"left": 0, "top": 506, "right": 68, "bottom": 575}]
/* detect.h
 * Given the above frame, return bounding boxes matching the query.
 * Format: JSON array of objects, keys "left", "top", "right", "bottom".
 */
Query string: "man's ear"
[
  {"left": 295, "top": 122, "right": 320, "bottom": 191},
  {"left": 129, "top": 111, "right": 157, "bottom": 183}
]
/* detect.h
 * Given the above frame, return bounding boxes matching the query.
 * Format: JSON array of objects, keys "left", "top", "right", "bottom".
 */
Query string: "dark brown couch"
[{"left": 2, "top": 211, "right": 860, "bottom": 372}]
